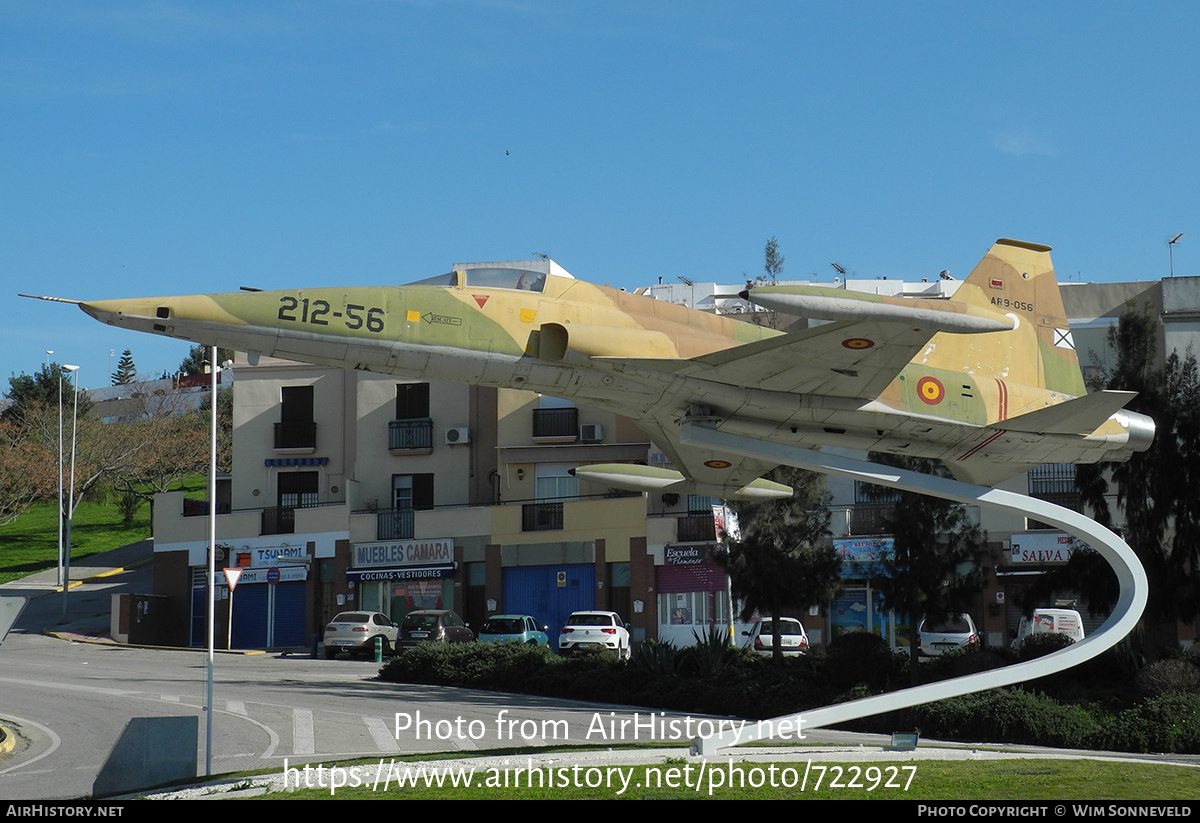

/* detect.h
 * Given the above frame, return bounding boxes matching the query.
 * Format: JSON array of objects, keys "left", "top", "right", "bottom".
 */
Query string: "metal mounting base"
[{"left": 680, "top": 424, "right": 1148, "bottom": 756}]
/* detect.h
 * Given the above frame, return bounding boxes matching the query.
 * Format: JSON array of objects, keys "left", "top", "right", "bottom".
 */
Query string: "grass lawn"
[
  {"left": 259, "top": 757, "right": 1200, "bottom": 800},
  {"left": 0, "top": 498, "right": 151, "bottom": 584}
]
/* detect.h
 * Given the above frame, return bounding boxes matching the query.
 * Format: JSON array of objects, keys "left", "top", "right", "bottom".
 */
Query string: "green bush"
[
  {"left": 1135, "top": 659, "right": 1200, "bottom": 699},
  {"left": 1018, "top": 632, "right": 1075, "bottom": 661},
  {"left": 897, "top": 688, "right": 1100, "bottom": 748},
  {"left": 1095, "top": 693, "right": 1200, "bottom": 753},
  {"left": 826, "top": 631, "right": 902, "bottom": 691}
]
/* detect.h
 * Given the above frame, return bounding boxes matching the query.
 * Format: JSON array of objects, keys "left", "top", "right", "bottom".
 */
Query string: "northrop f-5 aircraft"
[{"left": 26, "top": 239, "right": 1154, "bottom": 499}]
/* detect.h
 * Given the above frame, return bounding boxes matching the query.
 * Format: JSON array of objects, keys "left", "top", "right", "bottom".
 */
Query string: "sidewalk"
[{"left": 1, "top": 539, "right": 154, "bottom": 642}]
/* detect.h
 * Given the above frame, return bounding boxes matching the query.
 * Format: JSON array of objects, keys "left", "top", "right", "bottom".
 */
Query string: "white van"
[{"left": 1012, "top": 608, "right": 1085, "bottom": 650}]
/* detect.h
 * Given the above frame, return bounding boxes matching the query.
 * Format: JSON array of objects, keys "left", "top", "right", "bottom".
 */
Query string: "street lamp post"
[
  {"left": 57, "top": 364, "right": 79, "bottom": 589},
  {"left": 60, "top": 365, "right": 80, "bottom": 620}
]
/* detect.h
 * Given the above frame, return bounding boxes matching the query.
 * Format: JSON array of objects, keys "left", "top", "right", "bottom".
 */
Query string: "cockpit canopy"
[{"left": 404, "top": 259, "right": 574, "bottom": 292}]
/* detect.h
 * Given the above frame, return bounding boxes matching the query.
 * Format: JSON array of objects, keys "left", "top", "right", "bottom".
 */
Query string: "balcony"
[
  {"left": 376, "top": 509, "right": 416, "bottom": 540},
  {"left": 389, "top": 419, "right": 434, "bottom": 453},
  {"left": 676, "top": 514, "right": 717, "bottom": 543},
  {"left": 532, "top": 408, "right": 578, "bottom": 442},
  {"left": 261, "top": 507, "right": 295, "bottom": 535},
  {"left": 849, "top": 503, "right": 894, "bottom": 536},
  {"left": 274, "top": 421, "right": 317, "bottom": 450},
  {"left": 522, "top": 501, "right": 564, "bottom": 532}
]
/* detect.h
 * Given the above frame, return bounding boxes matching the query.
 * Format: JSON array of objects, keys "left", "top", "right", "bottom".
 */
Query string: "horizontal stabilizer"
[{"left": 1002, "top": 390, "right": 1137, "bottom": 435}]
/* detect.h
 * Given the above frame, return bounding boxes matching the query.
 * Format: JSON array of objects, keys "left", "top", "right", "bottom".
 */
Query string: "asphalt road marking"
[
  {"left": 364, "top": 716, "right": 401, "bottom": 752},
  {"left": 293, "top": 708, "right": 315, "bottom": 755}
]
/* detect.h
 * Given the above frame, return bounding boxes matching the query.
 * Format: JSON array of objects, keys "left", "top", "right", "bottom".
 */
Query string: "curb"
[
  {"left": 39, "top": 629, "right": 268, "bottom": 655},
  {"left": 0, "top": 723, "right": 15, "bottom": 755}
]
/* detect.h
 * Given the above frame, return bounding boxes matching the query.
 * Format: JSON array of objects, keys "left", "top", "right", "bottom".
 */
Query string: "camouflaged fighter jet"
[{"left": 23, "top": 238, "right": 1154, "bottom": 499}]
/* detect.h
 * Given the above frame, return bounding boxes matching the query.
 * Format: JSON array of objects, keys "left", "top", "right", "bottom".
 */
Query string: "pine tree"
[
  {"left": 715, "top": 465, "right": 840, "bottom": 661},
  {"left": 1036, "top": 302, "right": 1200, "bottom": 656},
  {"left": 111, "top": 349, "right": 137, "bottom": 385},
  {"left": 862, "top": 455, "right": 988, "bottom": 684}
]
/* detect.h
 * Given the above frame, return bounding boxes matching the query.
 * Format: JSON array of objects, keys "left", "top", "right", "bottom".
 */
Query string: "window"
[
  {"left": 523, "top": 465, "right": 575, "bottom": 532},
  {"left": 1027, "top": 463, "right": 1081, "bottom": 529},
  {"left": 393, "top": 474, "right": 434, "bottom": 511},
  {"left": 535, "top": 464, "right": 577, "bottom": 502},
  {"left": 390, "top": 383, "right": 433, "bottom": 451},
  {"left": 463, "top": 267, "right": 547, "bottom": 292},
  {"left": 276, "top": 385, "right": 316, "bottom": 449},
  {"left": 396, "top": 383, "right": 430, "bottom": 420},
  {"left": 279, "top": 471, "right": 319, "bottom": 508},
  {"left": 1029, "top": 464, "right": 1077, "bottom": 495},
  {"left": 379, "top": 475, "right": 433, "bottom": 540}
]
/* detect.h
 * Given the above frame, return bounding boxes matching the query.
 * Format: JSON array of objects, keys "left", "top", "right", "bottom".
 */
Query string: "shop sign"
[
  {"left": 834, "top": 537, "right": 894, "bottom": 580},
  {"left": 251, "top": 545, "right": 308, "bottom": 566},
  {"left": 834, "top": 537, "right": 894, "bottom": 562},
  {"left": 1010, "top": 533, "right": 1090, "bottom": 564},
  {"left": 346, "top": 566, "right": 455, "bottom": 582},
  {"left": 353, "top": 539, "right": 454, "bottom": 568},
  {"left": 225, "top": 565, "right": 309, "bottom": 585},
  {"left": 665, "top": 544, "right": 716, "bottom": 566}
]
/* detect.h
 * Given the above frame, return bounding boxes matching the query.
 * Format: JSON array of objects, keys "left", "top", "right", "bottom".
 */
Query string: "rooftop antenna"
[{"left": 1169, "top": 233, "right": 1184, "bottom": 277}]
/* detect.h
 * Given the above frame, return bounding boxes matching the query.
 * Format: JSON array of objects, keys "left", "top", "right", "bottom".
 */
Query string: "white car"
[
  {"left": 557, "top": 610, "right": 631, "bottom": 659},
  {"left": 323, "top": 611, "right": 399, "bottom": 658},
  {"left": 743, "top": 617, "right": 809, "bottom": 655}
]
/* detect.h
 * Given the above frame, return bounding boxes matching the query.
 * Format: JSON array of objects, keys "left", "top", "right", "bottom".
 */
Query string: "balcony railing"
[
  {"left": 522, "top": 501, "right": 564, "bottom": 532},
  {"left": 274, "top": 421, "right": 317, "bottom": 449},
  {"left": 377, "top": 509, "right": 416, "bottom": 540},
  {"left": 389, "top": 419, "right": 433, "bottom": 451},
  {"left": 532, "top": 408, "right": 578, "bottom": 440},
  {"left": 676, "top": 514, "right": 717, "bottom": 542},
  {"left": 261, "top": 507, "right": 296, "bottom": 535}
]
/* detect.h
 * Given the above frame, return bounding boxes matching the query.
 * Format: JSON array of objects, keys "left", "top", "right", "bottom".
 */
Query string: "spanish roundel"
[
  {"left": 841, "top": 338, "right": 875, "bottom": 350},
  {"left": 917, "top": 376, "right": 945, "bottom": 405}
]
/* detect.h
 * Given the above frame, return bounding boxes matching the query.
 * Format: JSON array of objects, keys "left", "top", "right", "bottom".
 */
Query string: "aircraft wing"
[
  {"left": 590, "top": 320, "right": 943, "bottom": 496},
  {"left": 605, "top": 319, "right": 940, "bottom": 399}
]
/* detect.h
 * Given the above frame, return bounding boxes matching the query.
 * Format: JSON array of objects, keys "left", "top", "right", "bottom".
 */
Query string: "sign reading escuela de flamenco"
[{"left": 353, "top": 539, "right": 455, "bottom": 568}]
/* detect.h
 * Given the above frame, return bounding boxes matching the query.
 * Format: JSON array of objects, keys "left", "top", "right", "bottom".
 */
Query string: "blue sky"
[{"left": 3, "top": 1, "right": 1197, "bottom": 388}]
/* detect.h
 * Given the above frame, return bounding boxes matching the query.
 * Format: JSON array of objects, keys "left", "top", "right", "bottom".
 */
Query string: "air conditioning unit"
[
  {"left": 445, "top": 427, "right": 471, "bottom": 445},
  {"left": 579, "top": 423, "right": 603, "bottom": 443}
]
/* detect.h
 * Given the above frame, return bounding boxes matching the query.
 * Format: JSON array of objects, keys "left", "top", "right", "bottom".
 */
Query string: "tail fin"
[{"left": 923, "top": 238, "right": 1086, "bottom": 396}]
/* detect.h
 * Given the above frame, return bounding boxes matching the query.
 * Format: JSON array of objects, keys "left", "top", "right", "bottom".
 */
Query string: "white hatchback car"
[
  {"left": 557, "top": 610, "right": 631, "bottom": 659},
  {"left": 743, "top": 617, "right": 809, "bottom": 656}
]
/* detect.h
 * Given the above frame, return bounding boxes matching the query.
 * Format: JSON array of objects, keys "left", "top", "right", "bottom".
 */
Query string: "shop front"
[
  {"left": 655, "top": 543, "right": 735, "bottom": 647},
  {"left": 349, "top": 538, "right": 457, "bottom": 624}
]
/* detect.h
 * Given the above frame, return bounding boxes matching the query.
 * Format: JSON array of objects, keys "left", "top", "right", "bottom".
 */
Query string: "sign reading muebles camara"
[{"left": 354, "top": 539, "right": 455, "bottom": 568}]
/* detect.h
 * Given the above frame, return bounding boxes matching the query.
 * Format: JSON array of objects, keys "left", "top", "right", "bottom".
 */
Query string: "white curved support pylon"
[{"left": 680, "top": 424, "right": 1148, "bottom": 756}]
